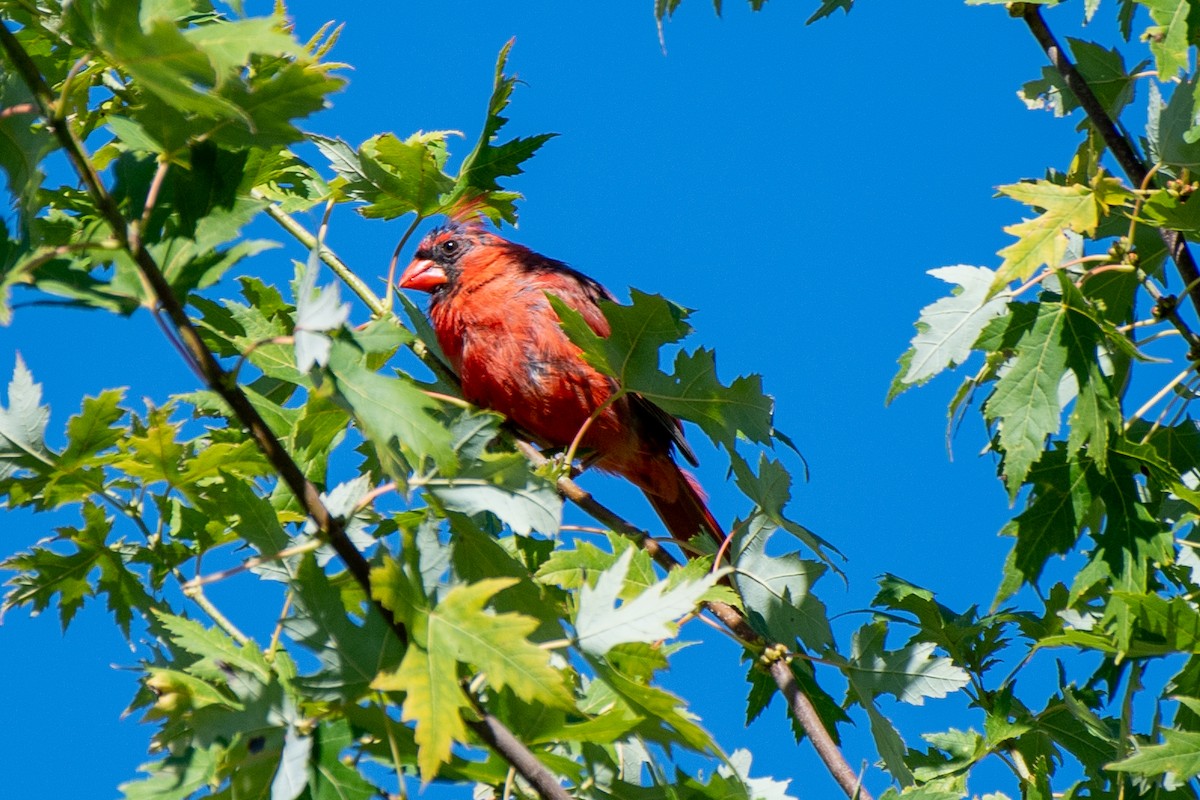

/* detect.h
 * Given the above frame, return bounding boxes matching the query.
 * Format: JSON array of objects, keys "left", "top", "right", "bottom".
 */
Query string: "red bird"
[{"left": 398, "top": 221, "right": 724, "bottom": 548}]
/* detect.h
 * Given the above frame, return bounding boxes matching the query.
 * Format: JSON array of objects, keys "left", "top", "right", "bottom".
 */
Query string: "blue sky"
[{"left": 0, "top": 1, "right": 1112, "bottom": 796}]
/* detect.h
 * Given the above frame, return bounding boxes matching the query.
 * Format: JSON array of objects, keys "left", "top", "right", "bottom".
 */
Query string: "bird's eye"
[{"left": 441, "top": 239, "right": 459, "bottom": 255}]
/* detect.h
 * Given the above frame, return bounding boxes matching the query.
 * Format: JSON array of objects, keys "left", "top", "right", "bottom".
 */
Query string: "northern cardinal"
[{"left": 399, "top": 220, "right": 724, "bottom": 548}]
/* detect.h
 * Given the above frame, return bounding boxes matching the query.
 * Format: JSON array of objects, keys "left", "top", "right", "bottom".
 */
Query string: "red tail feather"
[{"left": 644, "top": 465, "right": 725, "bottom": 550}]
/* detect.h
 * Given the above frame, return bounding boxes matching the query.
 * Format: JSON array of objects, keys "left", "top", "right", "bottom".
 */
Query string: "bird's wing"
[{"left": 529, "top": 253, "right": 699, "bottom": 467}]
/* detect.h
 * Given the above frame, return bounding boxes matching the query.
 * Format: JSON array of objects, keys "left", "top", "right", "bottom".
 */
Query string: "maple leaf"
[
  {"left": 995, "top": 177, "right": 1130, "bottom": 286},
  {"left": 574, "top": 549, "right": 717, "bottom": 656}
]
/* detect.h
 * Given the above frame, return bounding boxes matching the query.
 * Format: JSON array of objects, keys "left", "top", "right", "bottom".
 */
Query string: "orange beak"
[{"left": 398, "top": 258, "right": 448, "bottom": 292}]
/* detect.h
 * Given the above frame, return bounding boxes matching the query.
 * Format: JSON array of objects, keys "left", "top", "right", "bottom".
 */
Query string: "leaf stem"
[
  {"left": 385, "top": 215, "right": 423, "bottom": 312},
  {"left": 376, "top": 691, "right": 411, "bottom": 800},
  {"left": 513, "top": 439, "right": 873, "bottom": 800},
  {"left": 257, "top": 196, "right": 386, "bottom": 315},
  {"left": 1018, "top": 4, "right": 1200, "bottom": 346},
  {"left": 562, "top": 390, "right": 620, "bottom": 472},
  {"left": 180, "top": 576, "right": 250, "bottom": 645},
  {"left": 0, "top": 27, "right": 575, "bottom": 800}
]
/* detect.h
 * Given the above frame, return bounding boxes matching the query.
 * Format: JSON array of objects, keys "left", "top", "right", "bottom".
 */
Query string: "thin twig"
[
  {"left": 0, "top": 25, "right": 571, "bottom": 800},
  {"left": 0, "top": 102, "right": 34, "bottom": 118},
  {"left": 185, "top": 539, "right": 323, "bottom": 588},
  {"left": 1125, "top": 364, "right": 1195, "bottom": 431},
  {"left": 181, "top": 579, "right": 251, "bottom": 644},
  {"left": 256, "top": 196, "right": 385, "bottom": 315},
  {"left": 266, "top": 591, "right": 293, "bottom": 662},
  {"left": 136, "top": 159, "right": 170, "bottom": 243},
  {"left": 1018, "top": 4, "right": 1200, "bottom": 345},
  {"left": 514, "top": 440, "right": 871, "bottom": 799}
]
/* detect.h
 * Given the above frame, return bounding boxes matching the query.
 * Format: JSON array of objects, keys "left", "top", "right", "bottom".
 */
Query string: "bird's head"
[{"left": 398, "top": 221, "right": 499, "bottom": 292}]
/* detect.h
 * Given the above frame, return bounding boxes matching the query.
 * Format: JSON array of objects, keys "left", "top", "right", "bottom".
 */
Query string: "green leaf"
[
  {"left": 447, "top": 40, "right": 557, "bottom": 224},
  {"left": 575, "top": 548, "right": 717, "bottom": 656},
  {"left": 1070, "top": 38, "right": 1138, "bottom": 117},
  {"left": 182, "top": 17, "right": 296, "bottom": 80},
  {"left": 294, "top": 246, "right": 350, "bottom": 372},
  {"left": 309, "top": 720, "right": 380, "bottom": 800},
  {"left": 327, "top": 338, "right": 457, "bottom": 475},
  {"left": 91, "top": 2, "right": 245, "bottom": 121},
  {"left": 551, "top": 290, "right": 774, "bottom": 449},
  {"left": 426, "top": 451, "right": 562, "bottom": 536},
  {"left": 996, "top": 446, "right": 1091, "bottom": 601},
  {"left": 3, "top": 499, "right": 154, "bottom": 636},
  {"left": 376, "top": 642, "right": 470, "bottom": 780},
  {"left": 1021, "top": 39, "right": 1138, "bottom": 121},
  {"left": 431, "top": 578, "right": 572, "bottom": 705},
  {"left": 355, "top": 132, "right": 456, "bottom": 219},
  {"left": 271, "top": 725, "right": 312, "bottom": 800},
  {"left": 995, "top": 178, "right": 1128, "bottom": 285},
  {"left": 1150, "top": 77, "right": 1200, "bottom": 166},
  {"left": 807, "top": 0, "right": 854, "bottom": 23},
  {"left": 242, "top": 148, "right": 329, "bottom": 213},
  {"left": 1058, "top": 277, "right": 1120, "bottom": 469},
  {"left": 449, "top": 523, "right": 566, "bottom": 641},
  {"left": 983, "top": 299, "right": 1069, "bottom": 495},
  {"left": 719, "top": 749, "right": 799, "bottom": 800},
  {"left": 1112, "top": 592, "right": 1200, "bottom": 654},
  {"left": 1142, "top": 0, "right": 1191, "bottom": 79},
  {"left": 1108, "top": 729, "right": 1200, "bottom": 782},
  {"left": 121, "top": 746, "right": 220, "bottom": 800},
  {"left": 285, "top": 557, "right": 404, "bottom": 701},
  {"left": 847, "top": 621, "right": 971, "bottom": 706},
  {"left": 60, "top": 389, "right": 127, "bottom": 467},
  {"left": 0, "top": 354, "right": 50, "bottom": 468},
  {"left": 0, "top": 72, "right": 54, "bottom": 213},
  {"left": 730, "top": 514, "right": 832, "bottom": 650},
  {"left": 730, "top": 453, "right": 840, "bottom": 564},
  {"left": 896, "top": 265, "right": 1010, "bottom": 389},
  {"left": 591, "top": 658, "right": 716, "bottom": 754},
  {"left": 2, "top": 501, "right": 110, "bottom": 630},
  {"left": 156, "top": 610, "right": 272, "bottom": 682},
  {"left": 536, "top": 539, "right": 623, "bottom": 591}
]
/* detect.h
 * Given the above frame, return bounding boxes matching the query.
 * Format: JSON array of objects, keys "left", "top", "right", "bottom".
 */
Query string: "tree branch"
[
  {"left": 514, "top": 440, "right": 874, "bottom": 800},
  {"left": 768, "top": 659, "right": 866, "bottom": 799},
  {"left": 257, "top": 198, "right": 387, "bottom": 316},
  {"left": 264, "top": 203, "right": 868, "bottom": 798},
  {"left": 250, "top": 84, "right": 865, "bottom": 800},
  {"left": 1017, "top": 3, "right": 1200, "bottom": 344},
  {"left": 0, "top": 23, "right": 571, "bottom": 800}
]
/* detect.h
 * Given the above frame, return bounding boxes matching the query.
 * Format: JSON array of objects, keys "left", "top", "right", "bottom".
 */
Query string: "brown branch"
[
  {"left": 1017, "top": 3, "right": 1200, "bottom": 346},
  {"left": 467, "top": 715, "right": 571, "bottom": 800},
  {"left": 0, "top": 23, "right": 571, "bottom": 800},
  {"left": 249, "top": 49, "right": 864, "bottom": 800},
  {"left": 769, "top": 659, "right": 866, "bottom": 799},
  {"left": 513, "top": 440, "right": 874, "bottom": 800}
]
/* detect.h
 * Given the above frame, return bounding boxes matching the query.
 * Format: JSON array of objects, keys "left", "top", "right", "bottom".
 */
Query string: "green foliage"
[
  {"left": 886, "top": 0, "right": 1200, "bottom": 795},
  {"left": 550, "top": 289, "right": 775, "bottom": 452},
  {"left": 11, "top": 0, "right": 1200, "bottom": 799}
]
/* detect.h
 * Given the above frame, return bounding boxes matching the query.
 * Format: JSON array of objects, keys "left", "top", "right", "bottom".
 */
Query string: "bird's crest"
[{"left": 446, "top": 194, "right": 492, "bottom": 228}]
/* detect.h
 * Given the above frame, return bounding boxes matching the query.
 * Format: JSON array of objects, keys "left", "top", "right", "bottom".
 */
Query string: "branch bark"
[
  {"left": 514, "top": 441, "right": 874, "bottom": 800},
  {"left": 260, "top": 49, "right": 871, "bottom": 800},
  {"left": 1017, "top": 3, "right": 1200, "bottom": 343},
  {"left": 0, "top": 23, "right": 570, "bottom": 800}
]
